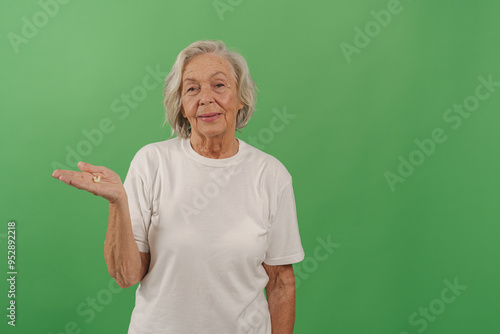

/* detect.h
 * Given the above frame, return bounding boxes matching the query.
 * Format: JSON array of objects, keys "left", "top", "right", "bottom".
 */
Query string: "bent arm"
[
  {"left": 51, "top": 162, "right": 150, "bottom": 288},
  {"left": 263, "top": 263, "right": 296, "bottom": 334},
  {"left": 104, "top": 193, "right": 150, "bottom": 288}
]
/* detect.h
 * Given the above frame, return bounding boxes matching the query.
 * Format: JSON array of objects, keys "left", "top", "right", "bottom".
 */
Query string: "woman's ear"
[{"left": 238, "top": 100, "right": 245, "bottom": 112}]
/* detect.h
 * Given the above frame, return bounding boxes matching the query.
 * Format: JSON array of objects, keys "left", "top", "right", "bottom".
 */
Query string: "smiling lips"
[{"left": 198, "top": 112, "right": 222, "bottom": 122}]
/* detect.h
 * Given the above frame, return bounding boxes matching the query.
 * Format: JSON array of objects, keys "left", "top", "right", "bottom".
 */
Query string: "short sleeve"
[
  {"left": 123, "top": 150, "right": 152, "bottom": 253},
  {"left": 264, "top": 180, "right": 305, "bottom": 265}
]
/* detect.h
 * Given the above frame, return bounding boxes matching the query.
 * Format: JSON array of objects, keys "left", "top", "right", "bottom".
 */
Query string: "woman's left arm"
[{"left": 263, "top": 263, "right": 296, "bottom": 334}]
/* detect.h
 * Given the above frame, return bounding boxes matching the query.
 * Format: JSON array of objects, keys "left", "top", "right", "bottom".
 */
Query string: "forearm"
[
  {"left": 267, "top": 284, "right": 296, "bottom": 333},
  {"left": 104, "top": 194, "right": 142, "bottom": 288}
]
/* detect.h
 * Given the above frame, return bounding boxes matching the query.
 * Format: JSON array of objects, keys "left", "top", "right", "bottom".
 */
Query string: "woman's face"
[{"left": 181, "top": 53, "right": 244, "bottom": 140}]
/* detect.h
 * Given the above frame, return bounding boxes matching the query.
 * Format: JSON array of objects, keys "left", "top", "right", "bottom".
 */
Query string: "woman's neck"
[{"left": 189, "top": 132, "right": 239, "bottom": 159}]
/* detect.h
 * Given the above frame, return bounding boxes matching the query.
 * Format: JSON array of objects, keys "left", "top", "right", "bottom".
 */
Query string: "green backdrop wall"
[{"left": 1, "top": 0, "right": 499, "bottom": 333}]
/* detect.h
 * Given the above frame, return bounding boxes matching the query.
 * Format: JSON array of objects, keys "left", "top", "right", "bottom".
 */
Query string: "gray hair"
[{"left": 162, "top": 40, "right": 257, "bottom": 139}]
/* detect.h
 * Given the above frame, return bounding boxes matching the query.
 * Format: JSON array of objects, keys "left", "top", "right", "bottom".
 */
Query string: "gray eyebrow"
[
  {"left": 183, "top": 71, "right": 228, "bottom": 82},
  {"left": 210, "top": 71, "right": 228, "bottom": 78}
]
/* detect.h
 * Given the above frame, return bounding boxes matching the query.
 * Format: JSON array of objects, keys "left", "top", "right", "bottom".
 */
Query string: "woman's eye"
[
  {"left": 216, "top": 83, "right": 225, "bottom": 88},
  {"left": 187, "top": 87, "right": 195, "bottom": 92}
]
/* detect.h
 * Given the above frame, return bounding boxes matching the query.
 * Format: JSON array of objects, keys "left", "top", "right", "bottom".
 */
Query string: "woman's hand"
[{"left": 52, "top": 161, "right": 125, "bottom": 204}]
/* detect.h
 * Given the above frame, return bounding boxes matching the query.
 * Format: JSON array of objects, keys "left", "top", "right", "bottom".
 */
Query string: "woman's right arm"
[
  {"left": 105, "top": 193, "right": 150, "bottom": 288},
  {"left": 52, "top": 161, "right": 150, "bottom": 288}
]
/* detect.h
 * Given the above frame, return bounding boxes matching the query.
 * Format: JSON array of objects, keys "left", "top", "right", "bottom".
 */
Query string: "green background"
[{"left": 1, "top": 0, "right": 499, "bottom": 333}]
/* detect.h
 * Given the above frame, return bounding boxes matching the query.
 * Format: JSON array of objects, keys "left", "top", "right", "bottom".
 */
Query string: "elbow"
[
  {"left": 116, "top": 277, "right": 137, "bottom": 289},
  {"left": 116, "top": 280, "right": 137, "bottom": 289},
  {"left": 108, "top": 269, "right": 140, "bottom": 289}
]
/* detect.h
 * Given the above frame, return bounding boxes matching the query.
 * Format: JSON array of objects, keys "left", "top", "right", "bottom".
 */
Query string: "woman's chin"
[{"left": 194, "top": 125, "right": 230, "bottom": 138}]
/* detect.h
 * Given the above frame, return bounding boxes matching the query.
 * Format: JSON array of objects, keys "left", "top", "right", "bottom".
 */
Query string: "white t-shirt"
[{"left": 123, "top": 136, "right": 305, "bottom": 334}]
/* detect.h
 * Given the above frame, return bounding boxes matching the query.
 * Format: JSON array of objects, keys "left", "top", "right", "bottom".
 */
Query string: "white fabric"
[{"left": 123, "top": 136, "right": 305, "bottom": 334}]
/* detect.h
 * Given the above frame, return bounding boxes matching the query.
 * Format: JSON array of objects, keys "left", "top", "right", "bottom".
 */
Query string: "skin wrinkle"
[
  {"left": 263, "top": 263, "right": 296, "bottom": 333},
  {"left": 180, "top": 53, "right": 244, "bottom": 159}
]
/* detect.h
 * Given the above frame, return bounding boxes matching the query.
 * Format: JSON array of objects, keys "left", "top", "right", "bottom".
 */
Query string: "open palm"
[{"left": 52, "top": 161, "right": 125, "bottom": 203}]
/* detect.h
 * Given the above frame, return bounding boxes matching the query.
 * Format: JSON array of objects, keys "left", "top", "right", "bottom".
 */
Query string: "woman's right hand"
[{"left": 52, "top": 161, "right": 126, "bottom": 204}]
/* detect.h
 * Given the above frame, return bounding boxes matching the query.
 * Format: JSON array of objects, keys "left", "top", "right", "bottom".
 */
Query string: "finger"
[
  {"left": 52, "top": 169, "right": 62, "bottom": 179},
  {"left": 52, "top": 169, "right": 79, "bottom": 180},
  {"left": 78, "top": 161, "right": 106, "bottom": 174},
  {"left": 53, "top": 170, "right": 96, "bottom": 192},
  {"left": 52, "top": 169, "right": 74, "bottom": 179}
]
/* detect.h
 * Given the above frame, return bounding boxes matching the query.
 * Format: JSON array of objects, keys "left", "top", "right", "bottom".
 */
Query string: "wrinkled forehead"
[{"left": 182, "top": 53, "right": 237, "bottom": 82}]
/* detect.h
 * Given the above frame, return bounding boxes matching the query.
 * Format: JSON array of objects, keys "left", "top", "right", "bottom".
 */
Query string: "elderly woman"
[{"left": 52, "top": 40, "right": 304, "bottom": 333}]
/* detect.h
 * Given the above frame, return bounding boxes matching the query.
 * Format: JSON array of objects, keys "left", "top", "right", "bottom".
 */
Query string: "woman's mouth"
[{"left": 198, "top": 113, "right": 222, "bottom": 122}]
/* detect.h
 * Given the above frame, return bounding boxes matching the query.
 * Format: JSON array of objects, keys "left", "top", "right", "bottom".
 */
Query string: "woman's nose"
[{"left": 199, "top": 86, "right": 214, "bottom": 105}]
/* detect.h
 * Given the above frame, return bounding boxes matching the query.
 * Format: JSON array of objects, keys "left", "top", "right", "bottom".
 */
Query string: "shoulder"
[
  {"left": 127, "top": 137, "right": 183, "bottom": 176},
  {"left": 240, "top": 139, "right": 293, "bottom": 189},
  {"left": 125, "top": 138, "right": 183, "bottom": 185},
  {"left": 131, "top": 137, "right": 182, "bottom": 162}
]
